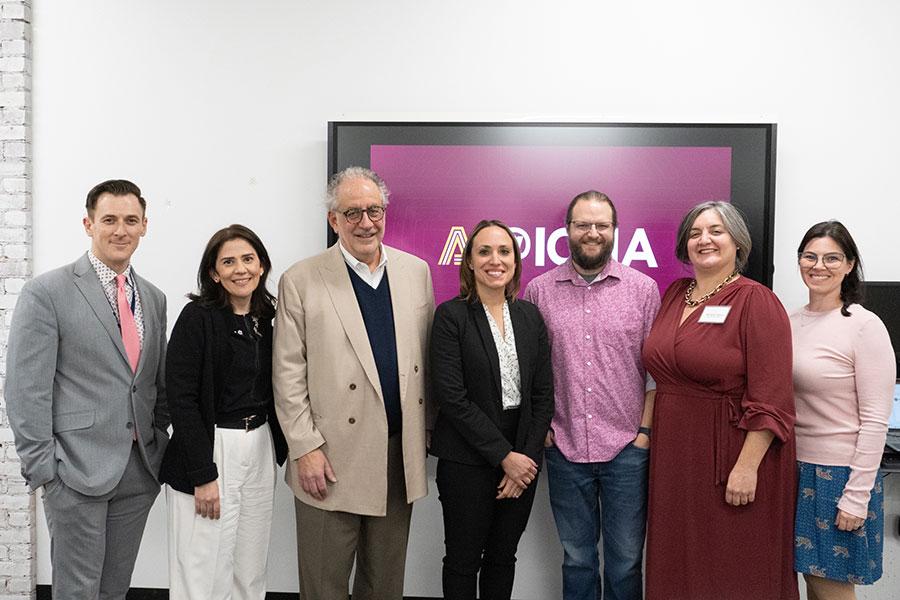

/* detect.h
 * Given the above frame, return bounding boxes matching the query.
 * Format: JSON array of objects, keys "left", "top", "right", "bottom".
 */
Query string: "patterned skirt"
[{"left": 794, "top": 461, "right": 884, "bottom": 584}]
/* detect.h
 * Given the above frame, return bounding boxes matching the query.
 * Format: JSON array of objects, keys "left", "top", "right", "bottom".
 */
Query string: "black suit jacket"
[
  {"left": 159, "top": 301, "right": 288, "bottom": 494},
  {"left": 429, "top": 297, "right": 554, "bottom": 467}
]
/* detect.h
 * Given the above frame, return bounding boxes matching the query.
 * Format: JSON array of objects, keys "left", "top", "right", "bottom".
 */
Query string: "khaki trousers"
[{"left": 294, "top": 435, "right": 412, "bottom": 600}]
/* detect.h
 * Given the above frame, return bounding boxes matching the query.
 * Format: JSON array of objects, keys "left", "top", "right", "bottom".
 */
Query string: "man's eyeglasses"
[
  {"left": 339, "top": 205, "right": 385, "bottom": 224},
  {"left": 797, "top": 252, "right": 845, "bottom": 269},
  {"left": 568, "top": 221, "right": 613, "bottom": 234}
]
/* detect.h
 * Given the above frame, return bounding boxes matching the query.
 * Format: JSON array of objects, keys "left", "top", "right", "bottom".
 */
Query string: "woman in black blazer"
[
  {"left": 159, "top": 224, "right": 287, "bottom": 600},
  {"left": 430, "top": 219, "right": 554, "bottom": 600}
]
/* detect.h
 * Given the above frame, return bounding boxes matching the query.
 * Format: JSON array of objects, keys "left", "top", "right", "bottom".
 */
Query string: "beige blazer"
[{"left": 273, "top": 244, "right": 435, "bottom": 516}]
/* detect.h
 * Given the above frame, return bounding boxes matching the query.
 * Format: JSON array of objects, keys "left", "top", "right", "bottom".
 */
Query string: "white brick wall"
[{"left": 0, "top": 1, "right": 32, "bottom": 598}]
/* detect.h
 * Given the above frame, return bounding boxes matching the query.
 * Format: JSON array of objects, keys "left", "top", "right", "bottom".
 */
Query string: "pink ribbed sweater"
[{"left": 790, "top": 304, "right": 895, "bottom": 518}]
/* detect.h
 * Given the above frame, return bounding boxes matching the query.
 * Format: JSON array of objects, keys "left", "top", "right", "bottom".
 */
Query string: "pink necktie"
[{"left": 115, "top": 274, "right": 141, "bottom": 373}]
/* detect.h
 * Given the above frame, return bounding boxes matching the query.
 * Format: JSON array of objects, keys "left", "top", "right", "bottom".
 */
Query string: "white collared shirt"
[{"left": 339, "top": 242, "right": 388, "bottom": 289}]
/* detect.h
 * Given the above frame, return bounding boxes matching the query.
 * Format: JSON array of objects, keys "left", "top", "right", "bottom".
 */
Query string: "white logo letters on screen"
[{"left": 510, "top": 226, "right": 658, "bottom": 268}]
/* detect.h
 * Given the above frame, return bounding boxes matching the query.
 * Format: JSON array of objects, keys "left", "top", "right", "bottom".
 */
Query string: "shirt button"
[
  {"left": 586, "top": 361, "right": 592, "bottom": 366},
  {"left": 132, "top": 386, "right": 137, "bottom": 392},
  {"left": 587, "top": 286, "right": 592, "bottom": 290},
  {"left": 418, "top": 398, "right": 424, "bottom": 405},
  {"left": 414, "top": 365, "right": 419, "bottom": 373},
  {"left": 585, "top": 309, "right": 591, "bottom": 313},
  {"left": 587, "top": 388, "right": 592, "bottom": 392},
  {"left": 585, "top": 334, "right": 591, "bottom": 340},
  {"left": 587, "top": 414, "right": 593, "bottom": 419},
  {"left": 126, "top": 422, "right": 133, "bottom": 429},
  {"left": 349, "top": 383, "right": 357, "bottom": 390},
  {"left": 348, "top": 417, "right": 356, "bottom": 424}
]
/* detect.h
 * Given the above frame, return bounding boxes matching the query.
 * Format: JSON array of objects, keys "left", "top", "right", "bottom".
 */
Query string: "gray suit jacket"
[{"left": 5, "top": 253, "right": 170, "bottom": 494}]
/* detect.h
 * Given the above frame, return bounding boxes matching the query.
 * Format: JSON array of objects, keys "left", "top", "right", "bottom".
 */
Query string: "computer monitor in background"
[
  {"left": 891, "top": 382, "right": 900, "bottom": 432},
  {"left": 886, "top": 383, "right": 900, "bottom": 455},
  {"left": 863, "top": 282, "right": 900, "bottom": 377}
]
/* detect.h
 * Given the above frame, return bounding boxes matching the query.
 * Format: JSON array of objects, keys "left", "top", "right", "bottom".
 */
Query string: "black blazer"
[
  {"left": 159, "top": 301, "right": 288, "bottom": 494},
  {"left": 429, "top": 297, "right": 554, "bottom": 468}
]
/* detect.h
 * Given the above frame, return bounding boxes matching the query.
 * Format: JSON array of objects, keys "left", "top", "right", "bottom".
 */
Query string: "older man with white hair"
[{"left": 274, "top": 166, "right": 435, "bottom": 600}]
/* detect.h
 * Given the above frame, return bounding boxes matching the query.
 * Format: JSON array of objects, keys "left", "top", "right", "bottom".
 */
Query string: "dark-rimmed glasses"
[
  {"left": 339, "top": 205, "right": 385, "bottom": 224},
  {"left": 798, "top": 252, "right": 845, "bottom": 269}
]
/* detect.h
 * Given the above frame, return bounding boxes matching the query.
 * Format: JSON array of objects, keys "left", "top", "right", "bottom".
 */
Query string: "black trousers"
[{"left": 436, "top": 457, "right": 538, "bottom": 600}]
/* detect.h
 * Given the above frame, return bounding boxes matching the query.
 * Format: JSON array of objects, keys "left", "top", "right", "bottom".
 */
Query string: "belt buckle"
[{"left": 242, "top": 415, "right": 253, "bottom": 432}]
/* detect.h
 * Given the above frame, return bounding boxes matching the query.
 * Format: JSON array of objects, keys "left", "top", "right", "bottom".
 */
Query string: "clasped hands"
[
  {"left": 497, "top": 451, "right": 537, "bottom": 500},
  {"left": 295, "top": 446, "right": 536, "bottom": 502}
]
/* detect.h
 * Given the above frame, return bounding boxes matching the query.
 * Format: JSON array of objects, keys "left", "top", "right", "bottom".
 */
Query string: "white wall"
[{"left": 30, "top": 1, "right": 900, "bottom": 597}]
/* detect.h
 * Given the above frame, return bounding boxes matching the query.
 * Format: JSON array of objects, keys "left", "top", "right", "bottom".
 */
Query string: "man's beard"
[{"left": 569, "top": 238, "right": 613, "bottom": 272}]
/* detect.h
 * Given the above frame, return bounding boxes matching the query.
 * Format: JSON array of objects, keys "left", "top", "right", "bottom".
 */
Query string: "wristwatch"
[{"left": 638, "top": 426, "right": 652, "bottom": 438}]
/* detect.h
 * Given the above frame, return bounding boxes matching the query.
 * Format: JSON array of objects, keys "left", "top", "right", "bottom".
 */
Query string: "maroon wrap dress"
[{"left": 642, "top": 277, "right": 799, "bottom": 600}]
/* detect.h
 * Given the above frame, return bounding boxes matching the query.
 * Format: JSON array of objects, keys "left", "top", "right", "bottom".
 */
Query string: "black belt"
[{"left": 217, "top": 413, "right": 267, "bottom": 432}]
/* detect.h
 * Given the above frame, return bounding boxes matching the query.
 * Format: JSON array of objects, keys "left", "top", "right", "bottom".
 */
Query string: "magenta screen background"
[{"left": 371, "top": 145, "right": 732, "bottom": 303}]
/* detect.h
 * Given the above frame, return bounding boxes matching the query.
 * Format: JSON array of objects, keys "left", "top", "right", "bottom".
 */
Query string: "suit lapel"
[
  {"left": 72, "top": 254, "right": 132, "bottom": 372},
  {"left": 131, "top": 270, "right": 157, "bottom": 380},
  {"left": 471, "top": 301, "right": 503, "bottom": 400},
  {"left": 319, "top": 245, "right": 383, "bottom": 400},
  {"left": 386, "top": 248, "right": 410, "bottom": 402}
]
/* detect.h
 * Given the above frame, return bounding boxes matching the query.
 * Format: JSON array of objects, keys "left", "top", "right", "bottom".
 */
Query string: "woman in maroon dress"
[{"left": 642, "top": 201, "right": 798, "bottom": 600}]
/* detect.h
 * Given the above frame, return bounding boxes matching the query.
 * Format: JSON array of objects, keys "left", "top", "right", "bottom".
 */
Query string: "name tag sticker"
[{"left": 698, "top": 305, "right": 731, "bottom": 324}]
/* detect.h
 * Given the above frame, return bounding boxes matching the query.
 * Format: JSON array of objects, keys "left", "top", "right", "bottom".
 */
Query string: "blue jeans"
[{"left": 545, "top": 442, "right": 649, "bottom": 600}]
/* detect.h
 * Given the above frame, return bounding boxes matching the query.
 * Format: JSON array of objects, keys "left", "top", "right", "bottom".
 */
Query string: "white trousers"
[{"left": 167, "top": 423, "right": 276, "bottom": 600}]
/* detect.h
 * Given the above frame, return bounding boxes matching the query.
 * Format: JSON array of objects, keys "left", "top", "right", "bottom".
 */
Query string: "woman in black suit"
[
  {"left": 430, "top": 219, "right": 554, "bottom": 600},
  {"left": 160, "top": 224, "right": 287, "bottom": 599}
]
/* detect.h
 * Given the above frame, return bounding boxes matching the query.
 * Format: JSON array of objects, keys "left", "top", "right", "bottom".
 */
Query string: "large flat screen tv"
[{"left": 328, "top": 122, "right": 776, "bottom": 303}]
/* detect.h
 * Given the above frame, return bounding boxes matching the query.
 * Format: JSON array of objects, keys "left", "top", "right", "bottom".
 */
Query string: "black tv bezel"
[{"left": 326, "top": 121, "right": 777, "bottom": 287}]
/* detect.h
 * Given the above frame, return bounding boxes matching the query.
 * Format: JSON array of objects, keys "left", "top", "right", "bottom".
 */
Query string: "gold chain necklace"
[{"left": 684, "top": 270, "right": 739, "bottom": 307}]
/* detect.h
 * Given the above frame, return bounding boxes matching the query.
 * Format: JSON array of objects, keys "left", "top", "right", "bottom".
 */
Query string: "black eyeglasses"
[{"left": 339, "top": 205, "right": 385, "bottom": 224}]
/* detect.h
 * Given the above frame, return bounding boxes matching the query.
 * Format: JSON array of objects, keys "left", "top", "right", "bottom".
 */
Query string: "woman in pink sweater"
[{"left": 791, "top": 221, "right": 895, "bottom": 599}]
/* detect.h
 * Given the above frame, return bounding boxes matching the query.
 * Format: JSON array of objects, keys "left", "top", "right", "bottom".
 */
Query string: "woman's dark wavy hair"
[
  {"left": 797, "top": 220, "right": 864, "bottom": 317},
  {"left": 459, "top": 219, "right": 522, "bottom": 303},
  {"left": 189, "top": 224, "right": 276, "bottom": 319}
]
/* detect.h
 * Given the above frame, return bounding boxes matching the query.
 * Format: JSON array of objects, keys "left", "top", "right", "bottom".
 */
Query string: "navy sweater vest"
[{"left": 347, "top": 266, "right": 402, "bottom": 436}]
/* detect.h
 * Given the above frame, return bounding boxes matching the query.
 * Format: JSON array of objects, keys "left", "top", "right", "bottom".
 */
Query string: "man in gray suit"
[{"left": 5, "top": 179, "right": 169, "bottom": 600}]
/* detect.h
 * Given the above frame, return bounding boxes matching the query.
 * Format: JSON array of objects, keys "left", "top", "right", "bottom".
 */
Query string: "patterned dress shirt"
[
  {"left": 87, "top": 250, "right": 145, "bottom": 347},
  {"left": 524, "top": 259, "right": 659, "bottom": 462},
  {"left": 482, "top": 301, "right": 522, "bottom": 410}
]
